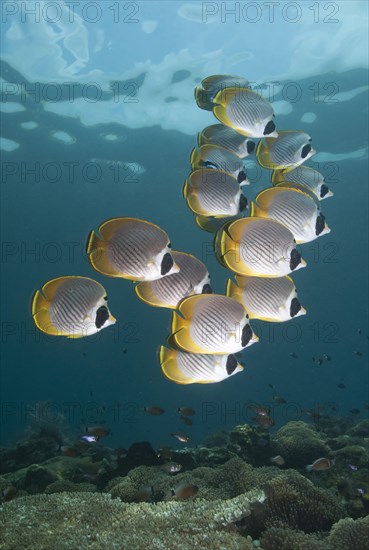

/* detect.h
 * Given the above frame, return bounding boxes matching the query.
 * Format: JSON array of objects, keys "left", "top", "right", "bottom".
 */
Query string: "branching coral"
[{"left": 45, "top": 480, "right": 96, "bottom": 494}]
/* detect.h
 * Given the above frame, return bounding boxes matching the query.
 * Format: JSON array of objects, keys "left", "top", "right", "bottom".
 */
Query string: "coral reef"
[
  {"left": 327, "top": 515, "right": 369, "bottom": 549},
  {"left": 108, "top": 457, "right": 281, "bottom": 502},
  {"left": 261, "top": 515, "right": 369, "bottom": 550},
  {"left": 0, "top": 490, "right": 265, "bottom": 549},
  {"left": 0, "top": 433, "right": 60, "bottom": 475},
  {"left": 250, "top": 469, "right": 346, "bottom": 535},
  {"left": 272, "top": 421, "right": 331, "bottom": 468},
  {"left": 229, "top": 424, "right": 273, "bottom": 465},
  {"left": 261, "top": 525, "right": 324, "bottom": 550},
  {"left": 0, "top": 417, "right": 368, "bottom": 547},
  {"left": 45, "top": 480, "right": 96, "bottom": 494},
  {"left": 188, "top": 444, "right": 237, "bottom": 466}
]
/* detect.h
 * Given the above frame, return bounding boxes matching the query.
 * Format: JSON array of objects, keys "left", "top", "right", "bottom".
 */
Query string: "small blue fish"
[{"left": 81, "top": 435, "right": 97, "bottom": 443}]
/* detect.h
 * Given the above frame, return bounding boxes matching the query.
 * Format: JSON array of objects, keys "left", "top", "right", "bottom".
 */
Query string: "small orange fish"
[
  {"left": 170, "top": 483, "right": 199, "bottom": 500},
  {"left": 306, "top": 457, "right": 333, "bottom": 472},
  {"left": 136, "top": 485, "right": 155, "bottom": 502},
  {"left": 270, "top": 455, "right": 285, "bottom": 466},
  {"left": 144, "top": 406, "right": 165, "bottom": 416},
  {"left": 2, "top": 485, "right": 17, "bottom": 502},
  {"left": 171, "top": 432, "right": 190, "bottom": 443},
  {"left": 178, "top": 407, "right": 195, "bottom": 417},
  {"left": 86, "top": 426, "right": 110, "bottom": 439},
  {"left": 60, "top": 446, "right": 80, "bottom": 458}
]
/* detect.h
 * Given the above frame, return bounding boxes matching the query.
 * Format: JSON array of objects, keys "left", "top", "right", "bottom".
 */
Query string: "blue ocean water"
[{"left": 1, "top": 1, "right": 368, "bottom": 455}]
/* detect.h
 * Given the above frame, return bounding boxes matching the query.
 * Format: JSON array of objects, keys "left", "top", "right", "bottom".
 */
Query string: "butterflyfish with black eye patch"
[
  {"left": 214, "top": 217, "right": 306, "bottom": 277},
  {"left": 272, "top": 165, "right": 333, "bottom": 200},
  {"left": 226, "top": 275, "right": 306, "bottom": 322},
  {"left": 31, "top": 276, "right": 116, "bottom": 338},
  {"left": 159, "top": 346, "right": 244, "bottom": 384},
  {"left": 86, "top": 217, "right": 179, "bottom": 282},
  {"left": 167, "top": 294, "right": 258, "bottom": 355},
  {"left": 212, "top": 87, "right": 278, "bottom": 138},
  {"left": 251, "top": 187, "right": 330, "bottom": 244},
  {"left": 256, "top": 130, "right": 315, "bottom": 170}
]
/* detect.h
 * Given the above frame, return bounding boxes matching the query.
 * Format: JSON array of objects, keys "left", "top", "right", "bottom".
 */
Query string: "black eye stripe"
[
  {"left": 161, "top": 252, "right": 173, "bottom": 275},
  {"left": 241, "top": 324, "right": 253, "bottom": 347},
  {"left": 301, "top": 144, "right": 312, "bottom": 159},
  {"left": 95, "top": 305, "right": 109, "bottom": 329},
  {"left": 290, "top": 297, "right": 302, "bottom": 318},
  {"left": 315, "top": 213, "right": 326, "bottom": 235},
  {"left": 290, "top": 248, "right": 301, "bottom": 271},
  {"left": 264, "top": 119, "right": 276, "bottom": 136},
  {"left": 226, "top": 354, "right": 238, "bottom": 375}
]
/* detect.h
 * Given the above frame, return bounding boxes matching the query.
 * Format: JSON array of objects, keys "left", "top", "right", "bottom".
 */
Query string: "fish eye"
[
  {"left": 308, "top": 138, "right": 312, "bottom": 142},
  {"left": 104, "top": 296, "right": 108, "bottom": 301},
  {"left": 95, "top": 305, "right": 109, "bottom": 329},
  {"left": 161, "top": 252, "right": 174, "bottom": 275},
  {"left": 204, "top": 161, "right": 217, "bottom": 169},
  {"left": 168, "top": 242, "right": 172, "bottom": 248},
  {"left": 315, "top": 213, "right": 326, "bottom": 236},
  {"left": 263, "top": 120, "right": 276, "bottom": 136},
  {"left": 226, "top": 354, "right": 238, "bottom": 375},
  {"left": 301, "top": 144, "right": 312, "bottom": 159},
  {"left": 290, "top": 297, "right": 302, "bottom": 318}
]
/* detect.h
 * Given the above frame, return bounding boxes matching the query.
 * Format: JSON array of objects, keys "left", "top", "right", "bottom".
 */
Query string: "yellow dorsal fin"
[
  {"left": 225, "top": 279, "right": 242, "bottom": 300},
  {"left": 212, "top": 86, "right": 254, "bottom": 107},
  {"left": 271, "top": 169, "right": 286, "bottom": 184},
  {"left": 190, "top": 147, "right": 201, "bottom": 169},
  {"left": 98, "top": 217, "right": 163, "bottom": 241},
  {"left": 40, "top": 277, "right": 69, "bottom": 301}
]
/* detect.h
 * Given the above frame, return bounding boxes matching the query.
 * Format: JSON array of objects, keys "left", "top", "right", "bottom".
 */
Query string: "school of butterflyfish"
[{"left": 31, "top": 74, "right": 333, "bottom": 385}]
